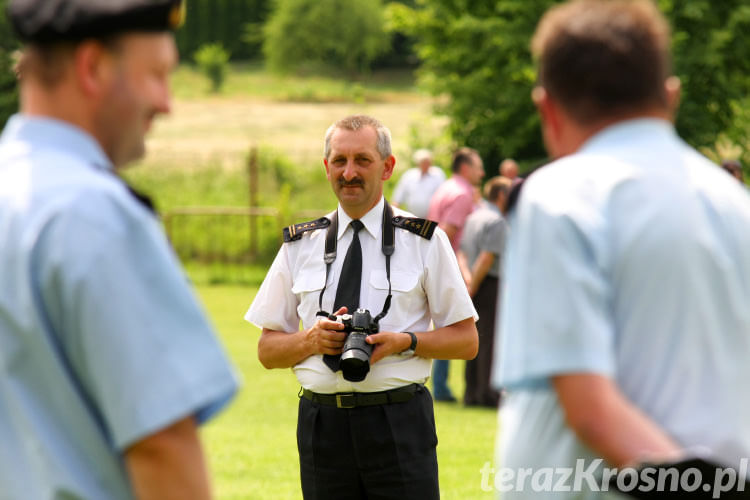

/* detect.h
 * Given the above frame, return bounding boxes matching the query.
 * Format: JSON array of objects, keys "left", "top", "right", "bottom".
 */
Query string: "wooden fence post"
[{"left": 248, "top": 145, "right": 258, "bottom": 258}]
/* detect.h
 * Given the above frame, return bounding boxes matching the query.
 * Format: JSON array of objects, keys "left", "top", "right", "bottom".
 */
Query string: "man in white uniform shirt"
[
  {"left": 494, "top": 0, "right": 750, "bottom": 498},
  {"left": 246, "top": 115, "right": 478, "bottom": 500}
]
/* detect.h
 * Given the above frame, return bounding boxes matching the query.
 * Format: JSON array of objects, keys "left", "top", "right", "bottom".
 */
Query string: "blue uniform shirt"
[
  {"left": 0, "top": 115, "right": 239, "bottom": 499},
  {"left": 494, "top": 119, "right": 750, "bottom": 489}
]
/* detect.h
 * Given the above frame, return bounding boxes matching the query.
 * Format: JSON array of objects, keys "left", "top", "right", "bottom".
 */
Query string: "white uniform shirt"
[
  {"left": 246, "top": 197, "right": 477, "bottom": 393},
  {"left": 494, "top": 119, "right": 750, "bottom": 498}
]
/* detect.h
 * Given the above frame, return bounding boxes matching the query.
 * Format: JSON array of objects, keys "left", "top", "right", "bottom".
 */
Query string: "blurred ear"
[
  {"left": 382, "top": 155, "right": 396, "bottom": 181},
  {"left": 74, "top": 40, "right": 113, "bottom": 98},
  {"left": 323, "top": 158, "right": 331, "bottom": 180},
  {"left": 664, "top": 76, "right": 681, "bottom": 122},
  {"left": 532, "top": 86, "right": 563, "bottom": 158}
]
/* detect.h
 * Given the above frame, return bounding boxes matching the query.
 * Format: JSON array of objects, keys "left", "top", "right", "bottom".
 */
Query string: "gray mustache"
[{"left": 339, "top": 179, "right": 364, "bottom": 187}]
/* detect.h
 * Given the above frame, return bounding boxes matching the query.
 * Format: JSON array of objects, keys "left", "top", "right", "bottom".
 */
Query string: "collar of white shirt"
[{"left": 336, "top": 196, "right": 385, "bottom": 241}]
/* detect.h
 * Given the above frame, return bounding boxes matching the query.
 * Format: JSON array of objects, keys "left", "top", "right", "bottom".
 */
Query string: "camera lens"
[{"left": 340, "top": 332, "right": 373, "bottom": 382}]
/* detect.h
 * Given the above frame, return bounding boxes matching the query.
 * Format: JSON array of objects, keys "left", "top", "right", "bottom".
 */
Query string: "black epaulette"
[
  {"left": 392, "top": 216, "right": 436, "bottom": 240},
  {"left": 283, "top": 217, "right": 331, "bottom": 242}
]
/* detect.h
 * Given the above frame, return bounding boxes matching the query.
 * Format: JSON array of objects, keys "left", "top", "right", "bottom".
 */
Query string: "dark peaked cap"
[{"left": 8, "top": 0, "right": 185, "bottom": 43}]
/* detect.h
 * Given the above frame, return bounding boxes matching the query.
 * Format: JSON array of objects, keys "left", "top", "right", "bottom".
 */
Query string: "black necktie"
[{"left": 324, "top": 219, "right": 364, "bottom": 371}]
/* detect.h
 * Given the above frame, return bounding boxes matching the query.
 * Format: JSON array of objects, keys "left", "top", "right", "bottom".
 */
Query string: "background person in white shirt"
[{"left": 391, "top": 148, "right": 446, "bottom": 218}]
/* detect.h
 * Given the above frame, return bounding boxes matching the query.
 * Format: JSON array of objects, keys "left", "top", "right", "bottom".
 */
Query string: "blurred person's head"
[
  {"left": 721, "top": 159, "right": 744, "bottom": 183},
  {"left": 413, "top": 149, "right": 433, "bottom": 173},
  {"left": 10, "top": 0, "right": 183, "bottom": 168},
  {"left": 531, "top": 0, "right": 680, "bottom": 158},
  {"left": 323, "top": 115, "right": 395, "bottom": 219},
  {"left": 500, "top": 159, "right": 519, "bottom": 180},
  {"left": 483, "top": 176, "right": 513, "bottom": 214},
  {"left": 451, "top": 147, "right": 484, "bottom": 186}
]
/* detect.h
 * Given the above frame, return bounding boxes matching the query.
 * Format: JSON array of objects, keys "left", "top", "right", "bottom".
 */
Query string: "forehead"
[
  {"left": 328, "top": 126, "right": 379, "bottom": 156},
  {"left": 117, "top": 32, "right": 178, "bottom": 68}
]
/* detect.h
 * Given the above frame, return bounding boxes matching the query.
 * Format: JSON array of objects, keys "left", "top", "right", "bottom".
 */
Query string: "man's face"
[
  {"left": 324, "top": 126, "right": 395, "bottom": 218},
  {"left": 95, "top": 33, "right": 177, "bottom": 168}
]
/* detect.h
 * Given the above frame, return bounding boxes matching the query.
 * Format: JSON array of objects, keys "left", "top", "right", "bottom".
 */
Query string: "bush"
[
  {"left": 263, "top": 0, "right": 389, "bottom": 75},
  {"left": 193, "top": 43, "right": 231, "bottom": 93}
]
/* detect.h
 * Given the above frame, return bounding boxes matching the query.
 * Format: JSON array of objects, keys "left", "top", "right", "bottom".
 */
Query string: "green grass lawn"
[{"left": 196, "top": 283, "right": 497, "bottom": 500}]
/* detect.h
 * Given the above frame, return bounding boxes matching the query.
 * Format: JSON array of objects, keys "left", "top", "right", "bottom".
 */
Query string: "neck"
[
  {"left": 341, "top": 196, "right": 383, "bottom": 220},
  {"left": 20, "top": 82, "right": 97, "bottom": 144}
]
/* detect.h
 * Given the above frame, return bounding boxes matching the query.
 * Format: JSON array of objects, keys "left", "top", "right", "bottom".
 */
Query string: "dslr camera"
[{"left": 337, "top": 308, "right": 379, "bottom": 382}]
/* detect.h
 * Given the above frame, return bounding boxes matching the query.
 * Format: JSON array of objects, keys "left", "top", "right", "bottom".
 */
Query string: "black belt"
[{"left": 300, "top": 384, "right": 421, "bottom": 409}]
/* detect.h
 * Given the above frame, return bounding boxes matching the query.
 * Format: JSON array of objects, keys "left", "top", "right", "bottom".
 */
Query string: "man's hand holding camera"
[
  {"left": 366, "top": 332, "right": 413, "bottom": 364},
  {"left": 306, "top": 306, "right": 348, "bottom": 356},
  {"left": 310, "top": 306, "right": 413, "bottom": 365}
]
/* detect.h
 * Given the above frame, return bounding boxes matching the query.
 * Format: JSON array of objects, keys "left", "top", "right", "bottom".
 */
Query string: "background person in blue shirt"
[
  {"left": 495, "top": 0, "right": 750, "bottom": 498},
  {"left": 0, "top": 1, "right": 239, "bottom": 499}
]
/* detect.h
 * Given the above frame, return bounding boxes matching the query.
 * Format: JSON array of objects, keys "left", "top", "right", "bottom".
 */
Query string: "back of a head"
[
  {"left": 451, "top": 147, "right": 478, "bottom": 174},
  {"left": 483, "top": 176, "right": 512, "bottom": 203},
  {"left": 532, "top": 0, "right": 672, "bottom": 124}
]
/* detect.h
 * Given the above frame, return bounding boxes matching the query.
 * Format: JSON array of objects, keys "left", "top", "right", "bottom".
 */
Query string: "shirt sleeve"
[
  {"left": 423, "top": 228, "right": 478, "bottom": 327},
  {"left": 495, "top": 183, "right": 615, "bottom": 390},
  {"left": 244, "top": 243, "right": 301, "bottom": 333},
  {"left": 39, "top": 190, "right": 239, "bottom": 451}
]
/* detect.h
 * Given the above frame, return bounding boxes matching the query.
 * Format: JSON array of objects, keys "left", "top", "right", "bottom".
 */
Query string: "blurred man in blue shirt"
[
  {"left": 0, "top": 1, "right": 239, "bottom": 499},
  {"left": 495, "top": 0, "right": 750, "bottom": 498}
]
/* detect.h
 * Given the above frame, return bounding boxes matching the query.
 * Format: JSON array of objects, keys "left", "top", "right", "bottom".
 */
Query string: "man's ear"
[
  {"left": 532, "top": 86, "right": 563, "bottom": 158},
  {"left": 664, "top": 76, "right": 681, "bottom": 122},
  {"left": 73, "top": 40, "right": 112, "bottom": 98},
  {"left": 382, "top": 155, "right": 396, "bottom": 181},
  {"left": 323, "top": 158, "right": 331, "bottom": 180}
]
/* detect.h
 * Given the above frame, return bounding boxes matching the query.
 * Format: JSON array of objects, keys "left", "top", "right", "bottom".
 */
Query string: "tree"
[
  {"left": 394, "top": 0, "right": 750, "bottom": 176},
  {"left": 0, "top": 0, "right": 18, "bottom": 127},
  {"left": 263, "top": 0, "right": 390, "bottom": 75}
]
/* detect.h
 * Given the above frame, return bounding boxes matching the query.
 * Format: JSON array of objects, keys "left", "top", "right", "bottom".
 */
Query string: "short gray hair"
[{"left": 324, "top": 115, "right": 392, "bottom": 160}]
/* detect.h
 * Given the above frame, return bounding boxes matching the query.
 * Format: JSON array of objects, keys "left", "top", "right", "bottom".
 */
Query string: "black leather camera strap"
[{"left": 316, "top": 201, "right": 394, "bottom": 322}]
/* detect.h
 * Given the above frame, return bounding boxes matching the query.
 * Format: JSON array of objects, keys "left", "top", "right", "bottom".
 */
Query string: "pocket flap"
[
  {"left": 369, "top": 269, "right": 419, "bottom": 292},
  {"left": 291, "top": 271, "right": 327, "bottom": 294}
]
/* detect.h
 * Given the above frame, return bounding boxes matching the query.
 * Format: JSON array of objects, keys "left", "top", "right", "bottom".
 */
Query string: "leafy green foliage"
[
  {"left": 0, "top": 0, "right": 18, "bottom": 126},
  {"left": 396, "top": 0, "right": 750, "bottom": 175},
  {"left": 176, "top": 0, "right": 270, "bottom": 61},
  {"left": 194, "top": 43, "right": 231, "bottom": 92},
  {"left": 661, "top": 0, "right": 750, "bottom": 168},
  {"left": 263, "top": 0, "right": 390, "bottom": 75}
]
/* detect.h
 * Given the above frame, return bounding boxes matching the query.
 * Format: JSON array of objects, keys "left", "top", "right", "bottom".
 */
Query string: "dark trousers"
[
  {"left": 297, "top": 385, "right": 439, "bottom": 500},
  {"left": 464, "top": 276, "right": 501, "bottom": 407}
]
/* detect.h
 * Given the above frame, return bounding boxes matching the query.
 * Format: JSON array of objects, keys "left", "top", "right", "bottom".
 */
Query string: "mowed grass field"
[{"left": 197, "top": 284, "right": 497, "bottom": 500}]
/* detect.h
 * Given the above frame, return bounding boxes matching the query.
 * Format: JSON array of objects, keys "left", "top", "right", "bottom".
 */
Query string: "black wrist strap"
[{"left": 403, "top": 331, "right": 417, "bottom": 351}]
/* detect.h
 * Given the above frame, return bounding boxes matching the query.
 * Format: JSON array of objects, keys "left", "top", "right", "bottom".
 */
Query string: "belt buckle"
[{"left": 336, "top": 393, "right": 356, "bottom": 408}]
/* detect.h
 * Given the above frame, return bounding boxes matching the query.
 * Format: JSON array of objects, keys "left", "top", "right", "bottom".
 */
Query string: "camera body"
[{"left": 338, "top": 308, "right": 379, "bottom": 382}]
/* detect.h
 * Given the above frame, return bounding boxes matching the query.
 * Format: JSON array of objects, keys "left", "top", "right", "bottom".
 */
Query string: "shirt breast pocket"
[
  {"left": 368, "top": 269, "right": 424, "bottom": 322},
  {"left": 291, "top": 270, "right": 332, "bottom": 322}
]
